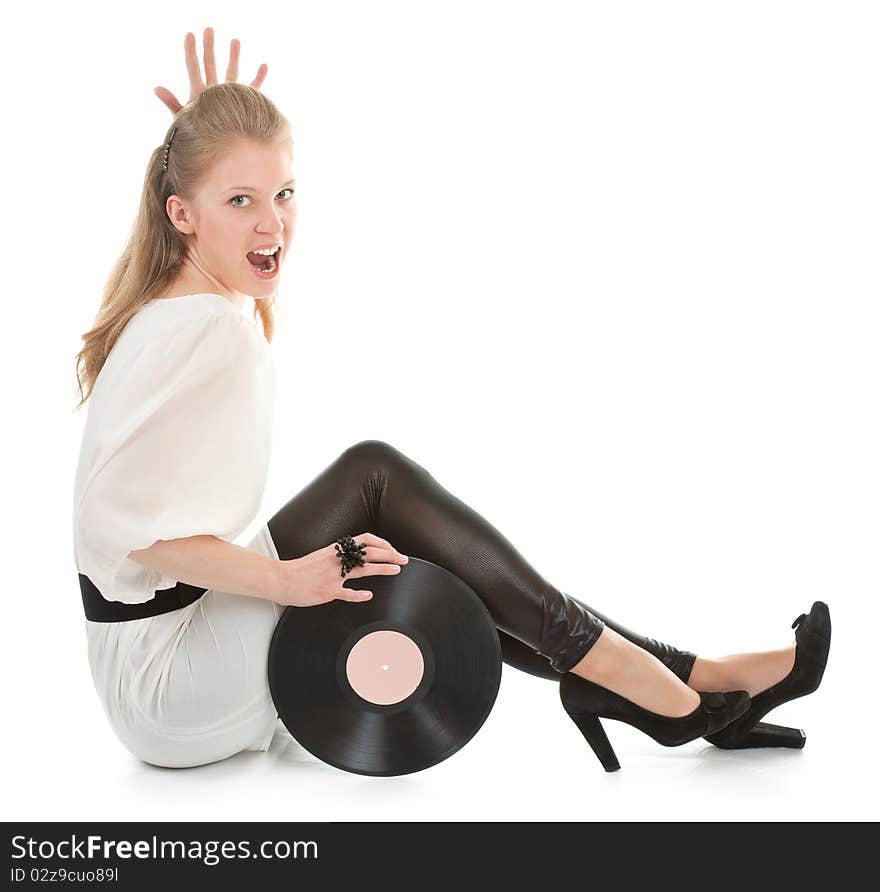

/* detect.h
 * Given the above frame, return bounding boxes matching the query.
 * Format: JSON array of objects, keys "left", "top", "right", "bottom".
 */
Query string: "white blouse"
[{"left": 73, "top": 293, "right": 276, "bottom": 605}]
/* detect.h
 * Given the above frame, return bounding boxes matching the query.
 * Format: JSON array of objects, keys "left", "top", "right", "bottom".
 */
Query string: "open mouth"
[{"left": 246, "top": 245, "right": 282, "bottom": 275}]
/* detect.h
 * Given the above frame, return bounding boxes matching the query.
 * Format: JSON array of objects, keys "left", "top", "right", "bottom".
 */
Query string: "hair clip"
[{"left": 162, "top": 126, "right": 177, "bottom": 171}]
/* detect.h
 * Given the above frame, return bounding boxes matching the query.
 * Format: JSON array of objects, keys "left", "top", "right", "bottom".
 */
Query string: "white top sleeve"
[{"left": 73, "top": 305, "right": 276, "bottom": 605}]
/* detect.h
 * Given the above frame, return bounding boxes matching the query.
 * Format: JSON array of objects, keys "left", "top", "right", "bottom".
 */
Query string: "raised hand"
[{"left": 154, "top": 27, "right": 269, "bottom": 116}]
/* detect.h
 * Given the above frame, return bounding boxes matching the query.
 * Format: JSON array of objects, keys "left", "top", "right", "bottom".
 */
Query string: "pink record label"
[{"left": 345, "top": 630, "right": 425, "bottom": 705}]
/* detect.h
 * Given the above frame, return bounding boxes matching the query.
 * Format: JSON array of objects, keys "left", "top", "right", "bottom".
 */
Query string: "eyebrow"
[{"left": 223, "top": 179, "right": 296, "bottom": 192}]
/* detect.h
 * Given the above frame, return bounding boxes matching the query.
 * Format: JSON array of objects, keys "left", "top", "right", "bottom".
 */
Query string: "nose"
[{"left": 257, "top": 203, "right": 294, "bottom": 239}]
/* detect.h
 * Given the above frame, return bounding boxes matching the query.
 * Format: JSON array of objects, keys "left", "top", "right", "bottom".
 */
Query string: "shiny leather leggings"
[{"left": 266, "top": 440, "right": 698, "bottom": 683}]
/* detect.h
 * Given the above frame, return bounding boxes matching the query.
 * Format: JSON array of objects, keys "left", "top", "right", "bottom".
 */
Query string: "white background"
[{"left": 2, "top": 0, "right": 877, "bottom": 821}]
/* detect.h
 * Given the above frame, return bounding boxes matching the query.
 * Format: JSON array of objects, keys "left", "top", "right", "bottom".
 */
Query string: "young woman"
[{"left": 72, "top": 29, "right": 831, "bottom": 771}]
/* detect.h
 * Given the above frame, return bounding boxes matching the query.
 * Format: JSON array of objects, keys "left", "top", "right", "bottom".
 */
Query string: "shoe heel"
[
  {"left": 739, "top": 721, "right": 806, "bottom": 749},
  {"left": 567, "top": 711, "right": 621, "bottom": 772}
]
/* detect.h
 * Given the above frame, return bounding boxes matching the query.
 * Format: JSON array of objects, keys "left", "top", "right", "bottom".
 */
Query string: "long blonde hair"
[{"left": 74, "top": 82, "right": 292, "bottom": 410}]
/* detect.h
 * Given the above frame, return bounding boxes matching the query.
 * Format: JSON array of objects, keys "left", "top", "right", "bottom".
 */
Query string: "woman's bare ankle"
[
  {"left": 568, "top": 626, "right": 701, "bottom": 717},
  {"left": 696, "top": 645, "right": 797, "bottom": 697},
  {"left": 686, "top": 656, "right": 734, "bottom": 692}
]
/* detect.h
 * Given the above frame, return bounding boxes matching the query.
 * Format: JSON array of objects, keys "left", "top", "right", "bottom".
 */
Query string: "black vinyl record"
[{"left": 267, "top": 557, "right": 503, "bottom": 777}]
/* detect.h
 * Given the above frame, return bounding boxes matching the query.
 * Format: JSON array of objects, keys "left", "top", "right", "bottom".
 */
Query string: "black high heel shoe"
[
  {"left": 704, "top": 600, "right": 831, "bottom": 750},
  {"left": 559, "top": 673, "right": 751, "bottom": 772}
]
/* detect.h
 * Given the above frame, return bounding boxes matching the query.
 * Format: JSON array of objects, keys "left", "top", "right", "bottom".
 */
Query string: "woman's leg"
[{"left": 267, "top": 440, "right": 699, "bottom": 684}]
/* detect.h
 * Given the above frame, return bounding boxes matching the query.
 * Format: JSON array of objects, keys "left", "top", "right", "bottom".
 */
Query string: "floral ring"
[{"left": 334, "top": 535, "right": 368, "bottom": 578}]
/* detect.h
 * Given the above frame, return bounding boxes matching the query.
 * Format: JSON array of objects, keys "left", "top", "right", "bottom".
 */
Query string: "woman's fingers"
[
  {"left": 157, "top": 29, "right": 268, "bottom": 118},
  {"left": 202, "top": 27, "right": 218, "bottom": 86},
  {"left": 225, "top": 37, "right": 240, "bottom": 82},
  {"left": 336, "top": 588, "right": 373, "bottom": 602},
  {"left": 251, "top": 62, "right": 268, "bottom": 90},
  {"left": 207, "top": 29, "right": 266, "bottom": 91},
  {"left": 363, "top": 546, "right": 407, "bottom": 565},
  {"left": 153, "top": 86, "right": 182, "bottom": 115},
  {"left": 335, "top": 562, "right": 399, "bottom": 604},
  {"left": 348, "top": 562, "right": 403, "bottom": 578},
  {"left": 351, "top": 534, "right": 408, "bottom": 565},
  {"left": 357, "top": 532, "right": 404, "bottom": 554},
  {"left": 153, "top": 30, "right": 203, "bottom": 115},
  {"left": 183, "top": 31, "right": 205, "bottom": 98}
]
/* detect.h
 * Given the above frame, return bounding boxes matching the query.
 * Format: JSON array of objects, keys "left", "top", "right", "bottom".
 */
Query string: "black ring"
[{"left": 334, "top": 535, "right": 367, "bottom": 577}]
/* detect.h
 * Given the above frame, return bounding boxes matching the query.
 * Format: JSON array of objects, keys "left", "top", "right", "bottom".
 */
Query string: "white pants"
[{"left": 84, "top": 524, "right": 286, "bottom": 769}]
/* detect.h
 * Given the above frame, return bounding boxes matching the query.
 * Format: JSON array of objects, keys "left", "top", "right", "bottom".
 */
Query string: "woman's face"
[{"left": 167, "top": 136, "right": 296, "bottom": 302}]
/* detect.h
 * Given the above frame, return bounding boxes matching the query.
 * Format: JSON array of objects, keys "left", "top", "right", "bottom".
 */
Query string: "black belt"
[{"left": 79, "top": 574, "right": 208, "bottom": 622}]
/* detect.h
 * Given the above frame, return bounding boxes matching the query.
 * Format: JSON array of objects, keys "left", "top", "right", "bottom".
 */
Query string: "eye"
[{"left": 230, "top": 187, "right": 296, "bottom": 208}]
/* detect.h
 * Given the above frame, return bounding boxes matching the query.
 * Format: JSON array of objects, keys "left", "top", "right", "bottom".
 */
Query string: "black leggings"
[{"left": 266, "top": 440, "right": 698, "bottom": 684}]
